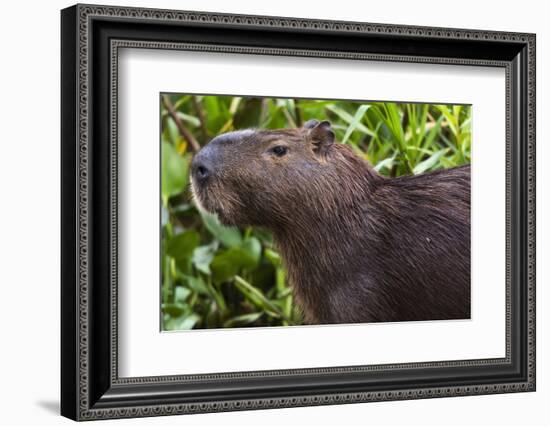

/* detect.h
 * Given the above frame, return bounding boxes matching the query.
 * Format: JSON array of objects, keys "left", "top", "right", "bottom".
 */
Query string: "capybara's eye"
[{"left": 270, "top": 146, "right": 288, "bottom": 157}]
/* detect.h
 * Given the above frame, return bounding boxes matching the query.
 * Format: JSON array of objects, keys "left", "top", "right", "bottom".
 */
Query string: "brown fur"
[{"left": 191, "top": 121, "right": 470, "bottom": 324}]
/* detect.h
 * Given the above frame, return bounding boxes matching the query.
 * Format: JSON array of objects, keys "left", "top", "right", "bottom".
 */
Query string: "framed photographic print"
[{"left": 61, "top": 3, "right": 536, "bottom": 421}]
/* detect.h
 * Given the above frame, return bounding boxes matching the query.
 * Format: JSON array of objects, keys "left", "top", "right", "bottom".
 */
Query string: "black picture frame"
[{"left": 61, "top": 3, "right": 536, "bottom": 421}]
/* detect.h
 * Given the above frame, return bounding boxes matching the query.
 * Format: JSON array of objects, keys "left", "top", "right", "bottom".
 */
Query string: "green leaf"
[
  {"left": 200, "top": 210, "right": 242, "bottom": 248},
  {"left": 240, "top": 237, "right": 261, "bottom": 268},
  {"left": 325, "top": 104, "right": 373, "bottom": 136},
  {"left": 166, "top": 230, "right": 200, "bottom": 260},
  {"left": 174, "top": 286, "right": 191, "bottom": 303},
  {"left": 210, "top": 247, "right": 256, "bottom": 284},
  {"left": 164, "top": 313, "right": 200, "bottom": 331},
  {"left": 184, "top": 275, "right": 209, "bottom": 295},
  {"left": 376, "top": 103, "right": 407, "bottom": 159},
  {"left": 253, "top": 228, "right": 273, "bottom": 245},
  {"left": 374, "top": 155, "right": 396, "bottom": 173},
  {"left": 233, "top": 98, "right": 263, "bottom": 128},
  {"left": 264, "top": 248, "right": 282, "bottom": 268},
  {"left": 223, "top": 312, "right": 263, "bottom": 328},
  {"left": 176, "top": 111, "right": 201, "bottom": 127},
  {"left": 436, "top": 105, "right": 458, "bottom": 136},
  {"left": 210, "top": 241, "right": 262, "bottom": 284},
  {"left": 413, "top": 148, "right": 449, "bottom": 174},
  {"left": 422, "top": 116, "right": 444, "bottom": 150},
  {"left": 205, "top": 279, "right": 228, "bottom": 313},
  {"left": 162, "top": 303, "right": 187, "bottom": 317},
  {"left": 233, "top": 276, "right": 283, "bottom": 317},
  {"left": 341, "top": 105, "right": 371, "bottom": 144},
  {"left": 210, "top": 250, "right": 240, "bottom": 284},
  {"left": 165, "top": 116, "right": 180, "bottom": 144},
  {"left": 203, "top": 96, "right": 230, "bottom": 133},
  {"left": 460, "top": 116, "right": 472, "bottom": 131},
  {"left": 161, "top": 205, "right": 169, "bottom": 226},
  {"left": 174, "top": 257, "right": 192, "bottom": 275},
  {"left": 178, "top": 314, "right": 201, "bottom": 330},
  {"left": 192, "top": 245, "right": 216, "bottom": 275},
  {"left": 161, "top": 142, "right": 189, "bottom": 205}
]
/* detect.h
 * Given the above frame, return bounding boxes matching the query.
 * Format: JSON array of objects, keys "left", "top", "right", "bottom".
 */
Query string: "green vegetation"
[{"left": 160, "top": 94, "right": 471, "bottom": 331}]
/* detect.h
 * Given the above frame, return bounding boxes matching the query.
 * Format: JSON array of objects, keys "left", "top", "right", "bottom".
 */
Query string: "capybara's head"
[{"left": 190, "top": 120, "right": 373, "bottom": 229}]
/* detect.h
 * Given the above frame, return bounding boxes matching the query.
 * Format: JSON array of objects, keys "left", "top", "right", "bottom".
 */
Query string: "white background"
[
  {"left": 0, "top": 0, "right": 547, "bottom": 425},
  {"left": 119, "top": 49, "right": 506, "bottom": 376}
]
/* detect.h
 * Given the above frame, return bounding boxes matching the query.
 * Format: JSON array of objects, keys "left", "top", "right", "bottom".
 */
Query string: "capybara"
[{"left": 191, "top": 119, "right": 470, "bottom": 324}]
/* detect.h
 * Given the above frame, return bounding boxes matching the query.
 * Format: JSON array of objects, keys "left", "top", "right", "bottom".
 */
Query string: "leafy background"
[{"left": 160, "top": 94, "right": 471, "bottom": 331}]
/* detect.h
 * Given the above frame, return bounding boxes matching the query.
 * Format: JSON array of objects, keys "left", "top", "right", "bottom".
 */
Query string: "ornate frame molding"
[{"left": 61, "top": 4, "right": 536, "bottom": 421}]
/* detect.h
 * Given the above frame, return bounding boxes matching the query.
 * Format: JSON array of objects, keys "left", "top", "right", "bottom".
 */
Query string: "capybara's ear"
[
  {"left": 307, "top": 120, "right": 334, "bottom": 155},
  {"left": 303, "top": 119, "right": 320, "bottom": 129}
]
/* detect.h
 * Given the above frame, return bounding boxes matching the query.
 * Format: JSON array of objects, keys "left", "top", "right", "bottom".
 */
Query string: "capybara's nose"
[
  {"left": 192, "top": 146, "right": 215, "bottom": 183},
  {"left": 194, "top": 163, "right": 210, "bottom": 180}
]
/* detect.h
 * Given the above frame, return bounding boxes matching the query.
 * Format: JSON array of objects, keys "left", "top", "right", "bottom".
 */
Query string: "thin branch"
[
  {"left": 161, "top": 95, "right": 201, "bottom": 153},
  {"left": 191, "top": 96, "right": 209, "bottom": 141}
]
